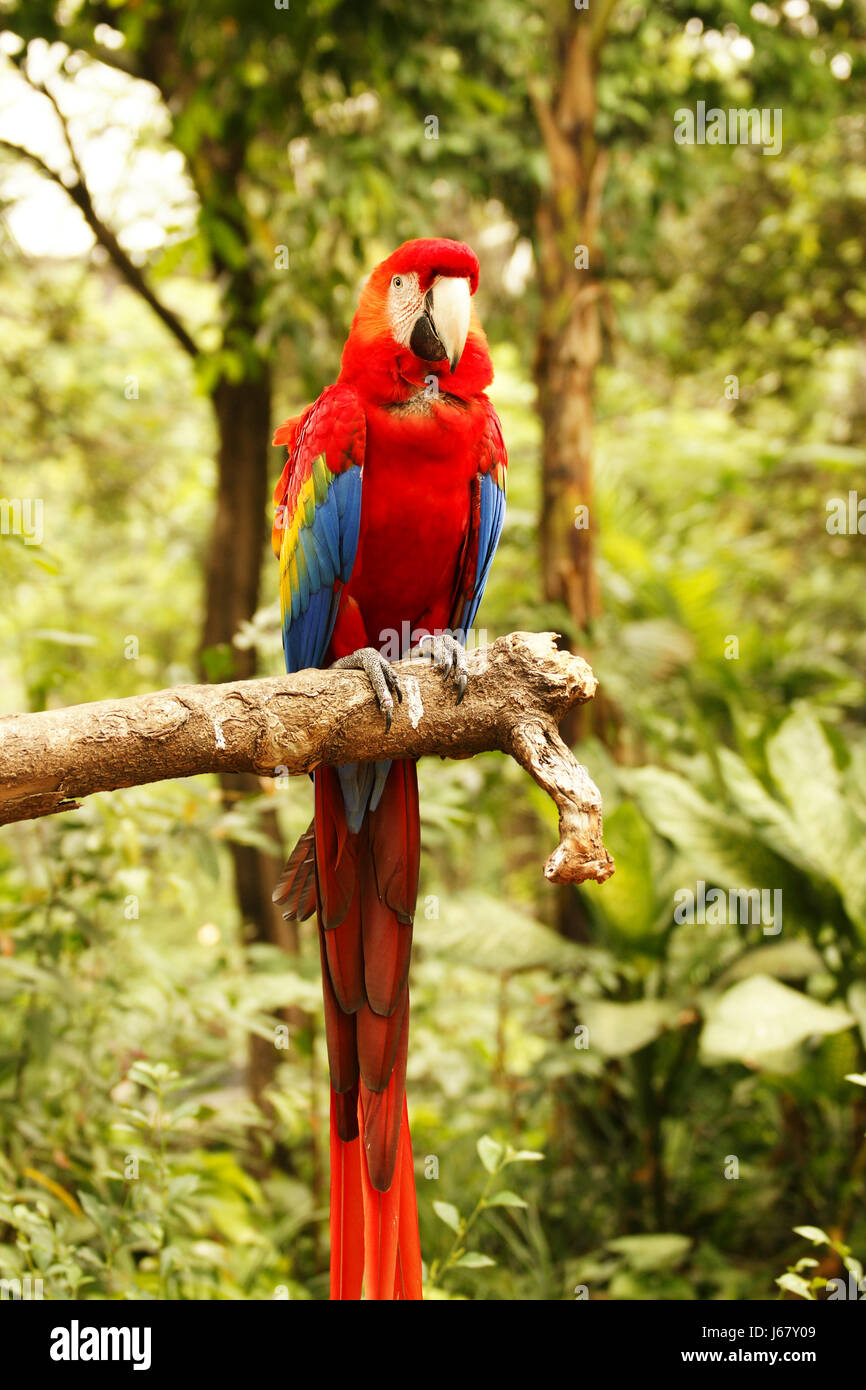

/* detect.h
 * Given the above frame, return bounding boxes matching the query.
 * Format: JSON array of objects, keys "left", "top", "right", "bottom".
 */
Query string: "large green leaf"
[
  {"left": 627, "top": 767, "right": 810, "bottom": 930},
  {"left": 717, "top": 939, "right": 824, "bottom": 986},
  {"left": 700, "top": 975, "right": 854, "bottom": 1068},
  {"left": 416, "top": 891, "right": 585, "bottom": 974},
  {"left": 580, "top": 998, "right": 680, "bottom": 1058},
  {"left": 766, "top": 711, "right": 866, "bottom": 938},
  {"left": 606, "top": 1234, "right": 691, "bottom": 1272},
  {"left": 717, "top": 747, "right": 811, "bottom": 868},
  {"left": 589, "top": 801, "right": 656, "bottom": 942}
]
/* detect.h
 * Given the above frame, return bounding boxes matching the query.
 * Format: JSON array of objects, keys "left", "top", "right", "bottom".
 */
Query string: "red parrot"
[{"left": 270, "top": 238, "right": 507, "bottom": 1300}]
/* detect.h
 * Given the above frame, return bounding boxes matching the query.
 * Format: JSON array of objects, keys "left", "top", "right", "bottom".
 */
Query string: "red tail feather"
[
  {"left": 358, "top": 1082, "right": 403, "bottom": 1299},
  {"left": 395, "top": 1097, "right": 423, "bottom": 1299},
  {"left": 328, "top": 1092, "right": 364, "bottom": 1300},
  {"left": 288, "top": 761, "right": 423, "bottom": 1299}
]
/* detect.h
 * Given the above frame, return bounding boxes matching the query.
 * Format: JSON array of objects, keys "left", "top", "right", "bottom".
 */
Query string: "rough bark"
[
  {"left": 201, "top": 370, "right": 304, "bottom": 1110},
  {"left": 531, "top": 5, "right": 621, "bottom": 964},
  {"left": 200, "top": 376, "right": 273, "bottom": 684},
  {"left": 532, "top": 6, "right": 614, "bottom": 633},
  {"left": 0, "top": 633, "right": 614, "bottom": 888}
]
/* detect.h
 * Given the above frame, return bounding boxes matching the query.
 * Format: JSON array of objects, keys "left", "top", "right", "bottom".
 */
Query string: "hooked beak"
[{"left": 408, "top": 275, "right": 471, "bottom": 373}]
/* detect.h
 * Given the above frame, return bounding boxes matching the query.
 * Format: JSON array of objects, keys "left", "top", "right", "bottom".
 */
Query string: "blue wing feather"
[
  {"left": 460, "top": 470, "right": 506, "bottom": 634},
  {"left": 337, "top": 471, "right": 363, "bottom": 575},
  {"left": 454, "top": 399, "right": 507, "bottom": 636},
  {"left": 276, "top": 387, "right": 366, "bottom": 677}
]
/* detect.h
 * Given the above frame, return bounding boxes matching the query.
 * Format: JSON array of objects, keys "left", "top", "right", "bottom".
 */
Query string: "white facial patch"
[{"left": 387, "top": 271, "right": 424, "bottom": 345}]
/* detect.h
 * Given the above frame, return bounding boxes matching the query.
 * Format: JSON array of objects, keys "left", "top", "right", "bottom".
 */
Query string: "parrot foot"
[
  {"left": 411, "top": 631, "right": 468, "bottom": 703},
  {"left": 332, "top": 647, "right": 402, "bottom": 732}
]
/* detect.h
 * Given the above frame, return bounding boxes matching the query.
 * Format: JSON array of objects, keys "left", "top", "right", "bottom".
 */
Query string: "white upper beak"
[{"left": 429, "top": 275, "right": 471, "bottom": 372}]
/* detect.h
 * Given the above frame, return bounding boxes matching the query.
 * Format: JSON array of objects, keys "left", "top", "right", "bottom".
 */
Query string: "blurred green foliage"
[{"left": 1, "top": 0, "right": 865, "bottom": 1300}]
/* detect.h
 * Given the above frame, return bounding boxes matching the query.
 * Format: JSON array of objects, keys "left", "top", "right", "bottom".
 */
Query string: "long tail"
[{"left": 276, "top": 760, "right": 423, "bottom": 1300}]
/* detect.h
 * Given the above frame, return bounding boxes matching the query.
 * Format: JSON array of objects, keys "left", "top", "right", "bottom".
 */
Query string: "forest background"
[{"left": 1, "top": 0, "right": 865, "bottom": 1301}]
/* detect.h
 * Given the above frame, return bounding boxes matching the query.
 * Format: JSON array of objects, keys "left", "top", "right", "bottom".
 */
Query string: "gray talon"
[
  {"left": 384, "top": 661, "right": 403, "bottom": 703},
  {"left": 332, "top": 647, "right": 402, "bottom": 730},
  {"left": 411, "top": 632, "right": 468, "bottom": 702}
]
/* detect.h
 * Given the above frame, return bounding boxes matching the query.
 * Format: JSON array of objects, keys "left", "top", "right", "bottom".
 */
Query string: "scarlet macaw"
[{"left": 271, "top": 238, "right": 507, "bottom": 1300}]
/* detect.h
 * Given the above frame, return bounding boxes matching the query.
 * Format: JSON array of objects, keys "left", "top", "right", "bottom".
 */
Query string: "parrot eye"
[{"left": 392, "top": 276, "right": 403, "bottom": 289}]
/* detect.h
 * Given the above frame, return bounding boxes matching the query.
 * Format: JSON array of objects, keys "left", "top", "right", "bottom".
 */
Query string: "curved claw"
[
  {"left": 383, "top": 660, "right": 402, "bottom": 704},
  {"left": 411, "top": 632, "right": 469, "bottom": 703},
  {"left": 331, "top": 647, "right": 402, "bottom": 731}
]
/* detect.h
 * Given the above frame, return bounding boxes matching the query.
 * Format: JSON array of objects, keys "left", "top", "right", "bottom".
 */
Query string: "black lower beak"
[{"left": 409, "top": 291, "right": 447, "bottom": 362}]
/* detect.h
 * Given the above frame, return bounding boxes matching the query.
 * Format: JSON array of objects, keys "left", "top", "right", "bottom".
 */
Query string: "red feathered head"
[{"left": 339, "top": 238, "right": 493, "bottom": 402}]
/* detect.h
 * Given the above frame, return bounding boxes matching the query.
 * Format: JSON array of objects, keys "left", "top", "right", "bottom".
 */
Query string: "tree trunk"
[
  {"left": 201, "top": 376, "right": 273, "bottom": 686},
  {"left": 531, "top": 6, "right": 617, "bottom": 1031},
  {"left": 532, "top": 11, "right": 608, "bottom": 636},
  {"left": 201, "top": 371, "right": 299, "bottom": 1114}
]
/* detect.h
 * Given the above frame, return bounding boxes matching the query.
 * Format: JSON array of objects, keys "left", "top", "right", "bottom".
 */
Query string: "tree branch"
[
  {"left": 0, "top": 69, "right": 199, "bottom": 360},
  {"left": 0, "top": 632, "right": 614, "bottom": 887},
  {"left": 590, "top": 0, "right": 620, "bottom": 54}
]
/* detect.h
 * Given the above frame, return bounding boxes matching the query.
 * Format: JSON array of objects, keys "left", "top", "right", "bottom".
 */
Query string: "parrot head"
[{"left": 339, "top": 237, "right": 493, "bottom": 404}]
